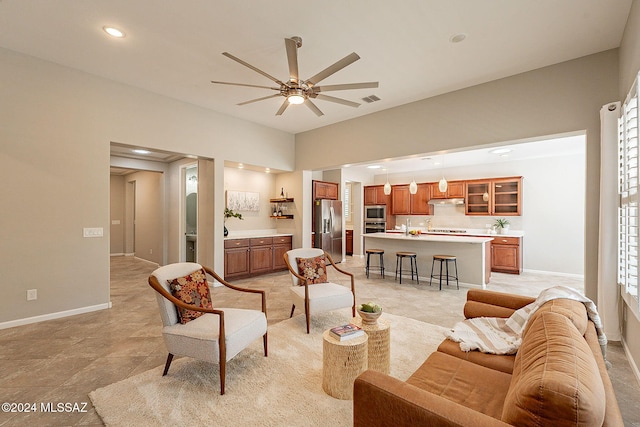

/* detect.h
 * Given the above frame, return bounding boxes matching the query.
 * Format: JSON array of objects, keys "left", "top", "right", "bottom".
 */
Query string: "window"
[
  {"left": 618, "top": 71, "right": 640, "bottom": 317},
  {"left": 344, "top": 182, "right": 352, "bottom": 224}
]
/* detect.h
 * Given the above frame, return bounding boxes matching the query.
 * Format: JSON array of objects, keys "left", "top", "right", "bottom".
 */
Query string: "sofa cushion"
[
  {"left": 525, "top": 298, "right": 588, "bottom": 338},
  {"left": 502, "top": 311, "right": 605, "bottom": 426},
  {"left": 407, "top": 351, "right": 512, "bottom": 420},
  {"left": 437, "top": 338, "right": 516, "bottom": 374}
]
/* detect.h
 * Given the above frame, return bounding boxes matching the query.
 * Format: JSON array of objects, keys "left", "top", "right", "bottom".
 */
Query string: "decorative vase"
[
  {"left": 224, "top": 226, "right": 228, "bottom": 237},
  {"left": 358, "top": 309, "right": 382, "bottom": 325}
]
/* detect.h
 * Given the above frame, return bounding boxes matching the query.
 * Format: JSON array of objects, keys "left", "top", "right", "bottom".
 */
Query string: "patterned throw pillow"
[
  {"left": 296, "top": 255, "right": 328, "bottom": 285},
  {"left": 168, "top": 268, "right": 213, "bottom": 324}
]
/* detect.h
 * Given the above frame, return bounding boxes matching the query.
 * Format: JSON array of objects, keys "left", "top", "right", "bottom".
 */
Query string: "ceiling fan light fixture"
[{"left": 287, "top": 89, "right": 305, "bottom": 104}]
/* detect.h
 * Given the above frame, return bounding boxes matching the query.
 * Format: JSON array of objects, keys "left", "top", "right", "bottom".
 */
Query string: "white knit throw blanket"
[{"left": 446, "top": 286, "right": 607, "bottom": 355}]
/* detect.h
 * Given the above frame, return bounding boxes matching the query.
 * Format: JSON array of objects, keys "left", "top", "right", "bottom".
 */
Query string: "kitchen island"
[{"left": 364, "top": 232, "right": 494, "bottom": 287}]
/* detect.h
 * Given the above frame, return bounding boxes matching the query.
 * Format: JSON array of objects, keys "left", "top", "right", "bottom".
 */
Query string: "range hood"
[{"left": 428, "top": 198, "right": 465, "bottom": 206}]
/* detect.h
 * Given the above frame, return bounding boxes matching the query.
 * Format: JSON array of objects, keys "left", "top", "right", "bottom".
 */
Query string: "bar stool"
[
  {"left": 365, "top": 249, "right": 385, "bottom": 278},
  {"left": 430, "top": 255, "right": 459, "bottom": 290},
  {"left": 395, "top": 252, "right": 418, "bottom": 284}
]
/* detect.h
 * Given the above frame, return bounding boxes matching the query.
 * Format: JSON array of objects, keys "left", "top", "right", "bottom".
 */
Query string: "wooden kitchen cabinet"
[
  {"left": 391, "top": 185, "right": 410, "bottom": 215},
  {"left": 272, "top": 235, "right": 293, "bottom": 271},
  {"left": 313, "top": 180, "right": 339, "bottom": 200},
  {"left": 249, "top": 237, "right": 273, "bottom": 275},
  {"left": 491, "top": 236, "right": 522, "bottom": 274},
  {"left": 225, "top": 235, "right": 292, "bottom": 279},
  {"left": 224, "top": 239, "right": 250, "bottom": 279},
  {"left": 410, "top": 183, "right": 432, "bottom": 215},
  {"left": 466, "top": 177, "right": 522, "bottom": 216},
  {"left": 430, "top": 180, "right": 465, "bottom": 199},
  {"left": 345, "top": 230, "right": 353, "bottom": 255},
  {"left": 492, "top": 177, "right": 522, "bottom": 216},
  {"left": 364, "top": 185, "right": 389, "bottom": 205}
]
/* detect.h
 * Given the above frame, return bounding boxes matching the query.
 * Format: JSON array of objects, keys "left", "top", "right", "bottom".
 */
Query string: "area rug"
[{"left": 90, "top": 311, "right": 448, "bottom": 427}]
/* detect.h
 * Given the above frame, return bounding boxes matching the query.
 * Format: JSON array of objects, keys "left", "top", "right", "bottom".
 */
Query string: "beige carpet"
[{"left": 90, "top": 311, "right": 448, "bottom": 427}]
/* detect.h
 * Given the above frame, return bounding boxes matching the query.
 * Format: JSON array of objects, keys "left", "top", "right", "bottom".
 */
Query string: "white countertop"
[
  {"left": 386, "top": 229, "right": 524, "bottom": 238},
  {"left": 365, "top": 232, "right": 494, "bottom": 244},
  {"left": 224, "top": 232, "right": 293, "bottom": 240}
]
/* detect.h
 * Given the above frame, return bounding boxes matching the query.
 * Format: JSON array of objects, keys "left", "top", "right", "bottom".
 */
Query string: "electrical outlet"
[{"left": 27, "top": 289, "right": 37, "bottom": 301}]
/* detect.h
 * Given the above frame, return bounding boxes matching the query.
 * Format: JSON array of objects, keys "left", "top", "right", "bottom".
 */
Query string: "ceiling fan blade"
[
  {"left": 304, "top": 99, "right": 324, "bottom": 116},
  {"left": 222, "top": 52, "right": 286, "bottom": 86},
  {"left": 211, "top": 81, "right": 280, "bottom": 91},
  {"left": 238, "top": 93, "right": 282, "bottom": 106},
  {"left": 314, "top": 94, "right": 360, "bottom": 108},
  {"left": 306, "top": 52, "right": 360, "bottom": 87},
  {"left": 275, "top": 99, "right": 290, "bottom": 116},
  {"left": 313, "top": 82, "right": 379, "bottom": 92},
  {"left": 285, "top": 38, "right": 299, "bottom": 84}
]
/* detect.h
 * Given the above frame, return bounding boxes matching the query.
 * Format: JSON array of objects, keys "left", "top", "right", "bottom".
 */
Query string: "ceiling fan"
[{"left": 211, "top": 36, "right": 379, "bottom": 117}]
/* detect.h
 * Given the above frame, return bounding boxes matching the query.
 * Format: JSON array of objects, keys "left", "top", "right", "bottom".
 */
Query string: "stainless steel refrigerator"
[{"left": 314, "top": 199, "right": 343, "bottom": 262}]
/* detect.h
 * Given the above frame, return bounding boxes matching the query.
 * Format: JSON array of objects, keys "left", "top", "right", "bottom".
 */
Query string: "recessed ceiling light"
[
  {"left": 449, "top": 33, "right": 467, "bottom": 43},
  {"left": 238, "top": 163, "right": 244, "bottom": 169},
  {"left": 367, "top": 165, "right": 381, "bottom": 169},
  {"left": 265, "top": 168, "right": 270, "bottom": 173},
  {"left": 132, "top": 149, "right": 150, "bottom": 154},
  {"left": 490, "top": 148, "right": 513, "bottom": 155},
  {"left": 103, "top": 26, "right": 126, "bottom": 38}
]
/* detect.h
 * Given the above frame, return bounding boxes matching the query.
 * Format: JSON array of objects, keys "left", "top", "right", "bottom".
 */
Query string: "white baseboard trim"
[
  {"left": 0, "top": 302, "right": 112, "bottom": 330},
  {"left": 133, "top": 256, "right": 159, "bottom": 266},
  {"left": 622, "top": 336, "right": 640, "bottom": 386},
  {"left": 110, "top": 252, "right": 125, "bottom": 257},
  {"left": 522, "top": 268, "right": 584, "bottom": 279}
]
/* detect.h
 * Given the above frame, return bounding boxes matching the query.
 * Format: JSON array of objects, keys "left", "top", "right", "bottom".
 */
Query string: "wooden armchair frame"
[{"left": 148, "top": 265, "right": 267, "bottom": 395}]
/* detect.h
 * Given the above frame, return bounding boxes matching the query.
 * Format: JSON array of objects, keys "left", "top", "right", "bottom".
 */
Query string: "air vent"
[{"left": 362, "top": 95, "right": 381, "bottom": 103}]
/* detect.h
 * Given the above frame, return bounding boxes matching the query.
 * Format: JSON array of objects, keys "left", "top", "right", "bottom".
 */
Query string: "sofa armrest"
[
  {"left": 354, "top": 370, "right": 510, "bottom": 427},
  {"left": 464, "top": 290, "right": 535, "bottom": 319}
]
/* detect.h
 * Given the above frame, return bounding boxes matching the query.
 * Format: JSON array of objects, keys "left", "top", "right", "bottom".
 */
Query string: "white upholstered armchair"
[
  {"left": 283, "top": 248, "right": 355, "bottom": 333},
  {"left": 148, "top": 262, "right": 267, "bottom": 395}
]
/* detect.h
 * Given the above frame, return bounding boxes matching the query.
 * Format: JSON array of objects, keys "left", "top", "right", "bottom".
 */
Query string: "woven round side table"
[
  {"left": 322, "top": 330, "right": 368, "bottom": 400},
  {"left": 352, "top": 316, "right": 391, "bottom": 374}
]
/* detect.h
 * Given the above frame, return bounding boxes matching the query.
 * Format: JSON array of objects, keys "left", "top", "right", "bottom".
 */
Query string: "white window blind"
[
  {"left": 344, "top": 182, "right": 352, "bottom": 224},
  {"left": 618, "top": 72, "right": 640, "bottom": 314}
]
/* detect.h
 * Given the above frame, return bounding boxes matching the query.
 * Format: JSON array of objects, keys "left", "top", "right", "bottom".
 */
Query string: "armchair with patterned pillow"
[
  {"left": 283, "top": 248, "right": 356, "bottom": 333},
  {"left": 148, "top": 262, "right": 268, "bottom": 395}
]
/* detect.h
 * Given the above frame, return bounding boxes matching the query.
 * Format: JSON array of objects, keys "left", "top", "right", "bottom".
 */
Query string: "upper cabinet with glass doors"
[{"left": 465, "top": 177, "right": 522, "bottom": 216}]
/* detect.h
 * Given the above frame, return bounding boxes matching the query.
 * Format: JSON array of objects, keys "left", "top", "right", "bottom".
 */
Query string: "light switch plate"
[
  {"left": 27, "top": 289, "right": 37, "bottom": 301},
  {"left": 83, "top": 227, "right": 104, "bottom": 238}
]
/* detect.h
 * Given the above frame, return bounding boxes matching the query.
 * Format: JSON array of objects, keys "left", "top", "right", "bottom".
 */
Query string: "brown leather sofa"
[{"left": 354, "top": 289, "right": 623, "bottom": 426}]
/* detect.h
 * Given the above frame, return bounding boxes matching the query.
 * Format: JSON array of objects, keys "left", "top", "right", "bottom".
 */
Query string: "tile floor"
[{"left": 0, "top": 255, "right": 638, "bottom": 426}]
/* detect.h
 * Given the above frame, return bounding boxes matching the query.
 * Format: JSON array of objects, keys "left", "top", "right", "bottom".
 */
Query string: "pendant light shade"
[
  {"left": 438, "top": 177, "right": 448, "bottom": 193},
  {"left": 384, "top": 169, "right": 391, "bottom": 195},
  {"left": 409, "top": 179, "right": 418, "bottom": 194}
]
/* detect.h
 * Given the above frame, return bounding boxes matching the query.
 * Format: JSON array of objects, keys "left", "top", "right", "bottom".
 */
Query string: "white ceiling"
[
  {"left": 345, "top": 133, "right": 585, "bottom": 176},
  {"left": 0, "top": 1, "right": 632, "bottom": 135}
]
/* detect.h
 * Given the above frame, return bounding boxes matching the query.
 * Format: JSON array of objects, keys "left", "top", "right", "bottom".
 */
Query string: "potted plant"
[
  {"left": 357, "top": 302, "right": 382, "bottom": 325},
  {"left": 494, "top": 218, "right": 510, "bottom": 234},
  {"left": 224, "top": 208, "right": 243, "bottom": 237}
]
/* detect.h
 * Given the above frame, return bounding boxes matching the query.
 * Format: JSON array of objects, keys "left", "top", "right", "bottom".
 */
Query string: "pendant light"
[
  {"left": 409, "top": 178, "right": 418, "bottom": 195},
  {"left": 438, "top": 155, "right": 448, "bottom": 193},
  {"left": 383, "top": 169, "right": 391, "bottom": 195}
]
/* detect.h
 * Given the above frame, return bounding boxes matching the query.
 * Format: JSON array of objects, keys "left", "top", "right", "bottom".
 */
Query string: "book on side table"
[{"left": 329, "top": 323, "right": 365, "bottom": 341}]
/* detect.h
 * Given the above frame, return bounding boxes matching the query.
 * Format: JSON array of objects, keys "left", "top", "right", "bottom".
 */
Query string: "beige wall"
[
  {"left": 125, "top": 171, "right": 164, "bottom": 264},
  {"left": 0, "top": 47, "right": 294, "bottom": 325},
  {"left": 296, "top": 50, "right": 619, "bottom": 305}
]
